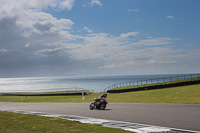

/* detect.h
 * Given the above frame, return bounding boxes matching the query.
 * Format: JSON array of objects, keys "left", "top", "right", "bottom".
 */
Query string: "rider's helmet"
[{"left": 101, "top": 93, "right": 107, "bottom": 98}]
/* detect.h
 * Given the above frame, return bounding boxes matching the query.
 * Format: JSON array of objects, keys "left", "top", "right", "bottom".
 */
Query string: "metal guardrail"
[
  {"left": 104, "top": 74, "right": 200, "bottom": 92},
  {"left": 0, "top": 87, "right": 94, "bottom": 93}
]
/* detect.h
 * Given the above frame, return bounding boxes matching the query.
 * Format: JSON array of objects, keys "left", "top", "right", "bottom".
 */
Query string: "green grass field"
[
  {"left": 1, "top": 84, "right": 200, "bottom": 104},
  {"left": 0, "top": 111, "right": 131, "bottom": 133}
]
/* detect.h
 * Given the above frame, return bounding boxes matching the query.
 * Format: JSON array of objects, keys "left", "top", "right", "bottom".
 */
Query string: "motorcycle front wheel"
[{"left": 89, "top": 103, "right": 95, "bottom": 110}]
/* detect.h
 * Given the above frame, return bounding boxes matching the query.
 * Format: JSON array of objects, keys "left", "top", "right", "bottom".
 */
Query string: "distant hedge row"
[
  {"left": 107, "top": 79, "right": 200, "bottom": 93},
  {"left": 2, "top": 92, "right": 88, "bottom": 96}
]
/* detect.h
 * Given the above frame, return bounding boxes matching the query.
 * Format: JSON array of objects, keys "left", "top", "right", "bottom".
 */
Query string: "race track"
[{"left": 0, "top": 102, "right": 199, "bottom": 131}]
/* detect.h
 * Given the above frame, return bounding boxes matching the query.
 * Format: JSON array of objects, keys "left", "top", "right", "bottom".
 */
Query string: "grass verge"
[
  {"left": 0, "top": 84, "right": 200, "bottom": 104},
  {"left": 109, "top": 77, "right": 200, "bottom": 90},
  {"left": 108, "top": 84, "right": 200, "bottom": 104},
  {"left": 0, "top": 111, "right": 131, "bottom": 133}
]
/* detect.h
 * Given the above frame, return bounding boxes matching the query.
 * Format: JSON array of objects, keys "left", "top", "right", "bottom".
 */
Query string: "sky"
[{"left": 0, "top": 0, "right": 200, "bottom": 78}]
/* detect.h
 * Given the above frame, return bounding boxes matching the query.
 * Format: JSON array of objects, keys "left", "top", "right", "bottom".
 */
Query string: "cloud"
[
  {"left": 167, "top": 15, "right": 174, "bottom": 19},
  {"left": 99, "top": 61, "right": 136, "bottom": 69},
  {"left": 57, "top": 0, "right": 75, "bottom": 10},
  {"left": 90, "top": 0, "right": 103, "bottom": 7},
  {"left": 65, "top": 32, "right": 138, "bottom": 61},
  {"left": 35, "top": 47, "right": 63, "bottom": 57},
  {"left": 0, "top": 48, "right": 8, "bottom": 52},
  {"left": 64, "top": 32, "right": 179, "bottom": 67},
  {"left": 131, "top": 37, "right": 177, "bottom": 46},
  {"left": 127, "top": 9, "right": 139, "bottom": 12},
  {"left": 98, "top": 46, "right": 200, "bottom": 75},
  {"left": 0, "top": 0, "right": 75, "bottom": 41},
  {"left": 119, "top": 32, "right": 139, "bottom": 39},
  {"left": 0, "top": 0, "right": 75, "bottom": 20},
  {"left": 0, "top": 1, "right": 199, "bottom": 77},
  {"left": 83, "top": 27, "right": 93, "bottom": 33},
  {"left": 25, "top": 42, "right": 31, "bottom": 47},
  {"left": 63, "top": 29, "right": 200, "bottom": 75},
  {"left": 0, "top": 0, "right": 78, "bottom": 77}
]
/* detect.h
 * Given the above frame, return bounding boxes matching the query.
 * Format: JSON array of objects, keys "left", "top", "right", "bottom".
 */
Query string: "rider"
[
  {"left": 100, "top": 93, "right": 107, "bottom": 99},
  {"left": 95, "top": 93, "right": 107, "bottom": 107}
]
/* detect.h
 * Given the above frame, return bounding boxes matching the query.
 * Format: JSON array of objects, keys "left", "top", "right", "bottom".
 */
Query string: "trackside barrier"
[
  {"left": 3, "top": 92, "right": 89, "bottom": 96},
  {"left": 0, "top": 87, "right": 94, "bottom": 93},
  {"left": 104, "top": 74, "right": 200, "bottom": 92}
]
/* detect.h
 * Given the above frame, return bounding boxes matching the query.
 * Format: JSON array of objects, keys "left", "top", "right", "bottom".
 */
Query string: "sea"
[{"left": 0, "top": 74, "right": 191, "bottom": 93}]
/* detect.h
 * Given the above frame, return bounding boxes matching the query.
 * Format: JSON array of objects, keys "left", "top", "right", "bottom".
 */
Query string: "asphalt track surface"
[{"left": 0, "top": 102, "right": 200, "bottom": 132}]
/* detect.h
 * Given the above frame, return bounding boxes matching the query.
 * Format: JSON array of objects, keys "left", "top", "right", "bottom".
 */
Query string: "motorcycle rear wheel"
[{"left": 100, "top": 104, "right": 106, "bottom": 110}]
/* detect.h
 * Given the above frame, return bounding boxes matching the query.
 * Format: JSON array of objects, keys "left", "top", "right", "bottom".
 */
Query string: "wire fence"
[
  {"left": 104, "top": 74, "right": 200, "bottom": 92},
  {"left": 0, "top": 87, "right": 94, "bottom": 93}
]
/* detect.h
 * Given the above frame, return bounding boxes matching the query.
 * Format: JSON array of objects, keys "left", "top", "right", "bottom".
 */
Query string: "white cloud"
[
  {"left": 131, "top": 37, "right": 177, "bottom": 46},
  {"left": 29, "top": 0, "right": 57, "bottom": 9},
  {"left": 25, "top": 42, "right": 31, "bottom": 47},
  {"left": 128, "top": 9, "right": 139, "bottom": 12},
  {"left": 99, "top": 61, "right": 136, "bottom": 69},
  {"left": 0, "top": 1, "right": 199, "bottom": 76},
  {"left": 146, "top": 36, "right": 152, "bottom": 39},
  {"left": 63, "top": 31, "right": 198, "bottom": 75},
  {"left": 186, "top": 44, "right": 195, "bottom": 47},
  {"left": 35, "top": 47, "right": 63, "bottom": 57},
  {"left": 64, "top": 33, "right": 180, "bottom": 65},
  {"left": 99, "top": 64, "right": 120, "bottom": 69},
  {"left": 65, "top": 32, "right": 134, "bottom": 61},
  {"left": 119, "top": 32, "right": 139, "bottom": 39},
  {"left": 0, "top": 0, "right": 75, "bottom": 40},
  {"left": 83, "top": 27, "right": 93, "bottom": 33},
  {"left": 0, "top": 48, "right": 8, "bottom": 52},
  {"left": 167, "top": 15, "right": 174, "bottom": 19},
  {"left": 30, "top": 0, "right": 75, "bottom": 10},
  {"left": 64, "top": 32, "right": 181, "bottom": 69},
  {"left": 0, "top": 0, "right": 75, "bottom": 20},
  {"left": 18, "top": 11, "right": 73, "bottom": 31},
  {"left": 58, "top": 0, "right": 75, "bottom": 10},
  {"left": 97, "top": 46, "right": 199, "bottom": 75},
  {"left": 90, "top": 0, "right": 103, "bottom": 7}
]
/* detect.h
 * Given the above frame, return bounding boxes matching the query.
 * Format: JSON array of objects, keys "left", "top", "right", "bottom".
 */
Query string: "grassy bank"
[
  {"left": 108, "top": 84, "right": 200, "bottom": 104},
  {"left": 108, "top": 77, "right": 200, "bottom": 91},
  {"left": 1, "top": 84, "right": 200, "bottom": 104},
  {"left": 0, "top": 111, "right": 131, "bottom": 133}
]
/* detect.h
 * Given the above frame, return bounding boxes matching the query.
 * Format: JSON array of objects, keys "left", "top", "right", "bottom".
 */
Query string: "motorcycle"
[{"left": 89, "top": 97, "right": 108, "bottom": 110}]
